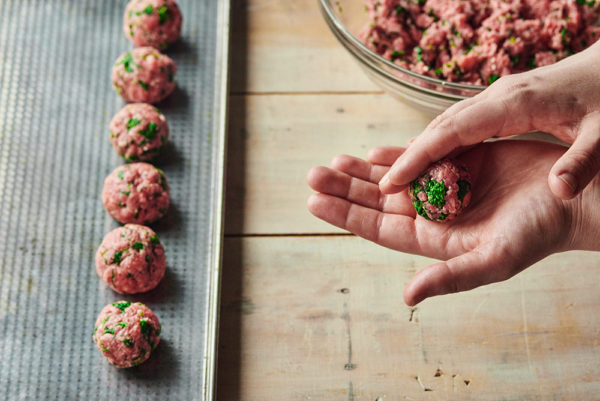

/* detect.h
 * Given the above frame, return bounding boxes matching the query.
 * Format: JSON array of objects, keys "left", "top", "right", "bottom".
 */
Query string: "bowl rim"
[{"left": 318, "top": 0, "right": 488, "bottom": 92}]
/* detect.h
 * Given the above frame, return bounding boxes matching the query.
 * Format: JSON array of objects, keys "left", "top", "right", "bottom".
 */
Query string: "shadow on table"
[{"left": 217, "top": 0, "right": 249, "bottom": 399}]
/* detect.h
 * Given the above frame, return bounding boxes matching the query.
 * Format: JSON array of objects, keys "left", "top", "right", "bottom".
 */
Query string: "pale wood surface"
[
  {"left": 225, "top": 93, "right": 430, "bottom": 235},
  {"left": 218, "top": 0, "right": 600, "bottom": 399},
  {"left": 218, "top": 237, "right": 600, "bottom": 400},
  {"left": 230, "top": 0, "right": 377, "bottom": 93}
]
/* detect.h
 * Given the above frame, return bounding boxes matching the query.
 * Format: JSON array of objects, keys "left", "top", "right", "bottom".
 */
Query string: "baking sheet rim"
[{"left": 203, "top": 0, "right": 231, "bottom": 399}]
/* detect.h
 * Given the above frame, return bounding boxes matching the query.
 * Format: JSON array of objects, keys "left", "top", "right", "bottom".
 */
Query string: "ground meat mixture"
[
  {"left": 124, "top": 0, "right": 183, "bottom": 50},
  {"left": 102, "top": 162, "right": 170, "bottom": 225},
  {"left": 361, "top": 0, "right": 600, "bottom": 85},
  {"left": 96, "top": 224, "right": 167, "bottom": 294},
  {"left": 109, "top": 103, "right": 169, "bottom": 162},
  {"left": 409, "top": 158, "right": 472, "bottom": 222},
  {"left": 112, "top": 47, "right": 177, "bottom": 104},
  {"left": 93, "top": 301, "right": 161, "bottom": 368}
]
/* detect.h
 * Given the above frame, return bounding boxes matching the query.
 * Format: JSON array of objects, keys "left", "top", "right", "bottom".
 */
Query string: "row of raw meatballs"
[{"left": 93, "top": 0, "right": 184, "bottom": 369}]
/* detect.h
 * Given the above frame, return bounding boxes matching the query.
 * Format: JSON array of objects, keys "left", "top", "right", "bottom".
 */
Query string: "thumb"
[
  {"left": 549, "top": 113, "right": 600, "bottom": 200},
  {"left": 403, "top": 241, "right": 525, "bottom": 306}
]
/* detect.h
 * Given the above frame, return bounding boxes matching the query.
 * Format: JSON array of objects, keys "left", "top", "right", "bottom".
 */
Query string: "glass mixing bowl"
[{"left": 318, "top": 0, "right": 487, "bottom": 114}]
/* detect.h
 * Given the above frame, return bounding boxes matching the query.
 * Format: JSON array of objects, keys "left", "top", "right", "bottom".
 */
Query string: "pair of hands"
[{"left": 307, "top": 41, "right": 600, "bottom": 306}]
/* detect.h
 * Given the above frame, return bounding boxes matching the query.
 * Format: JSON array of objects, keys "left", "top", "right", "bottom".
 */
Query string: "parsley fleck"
[
  {"left": 140, "top": 318, "right": 153, "bottom": 337},
  {"left": 118, "top": 52, "right": 135, "bottom": 73},
  {"left": 123, "top": 338, "right": 134, "bottom": 347},
  {"left": 127, "top": 118, "right": 141, "bottom": 130},
  {"left": 101, "top": 316, "right": 110, "bottom": 324},
  {"left": 158, "top": 5, "right": 170, "bottom": 24},
  {"left": 118, "top": 170, "right": 125, "bottom": 180},
  {"left": 488, "top": 74, "right": 499, "bottom": 84},
  {"left": 457, "top": 180, "right": 471, "bottom": 202},
  {"left": 425, "top": 179, "right": 447, "bottom": 207},
  {"left": 104, "top": 327, "right": 115, "bottom": 335},
  {"left": 138, "top": 122, "right": 158, "bottom": 140},
  {"left": 527, "top": 57, "right": 537, "bottom": 69},
  {"left": 132, "top": 242, "right": 144, "bottom": 251},
  {"left": 112, "top": 301, "right": 131, "bottom": 313},
  {"left": 413, "top": 200, "right": 431, "bottom": 220},
  {"left": 113, "top": 250, "right": 123, "bottom": 265},
  {"left": 138, "top": 80, "right": 149, "bottom": 90},
  {"left": 136, "top": 5, "right": 153, "bottom": 16},
  {"left": 117, "top": 322, "right": 127, "bottom": 328},
  {"left": 415, "top": 46, "right": 423, "bottom": 63}
]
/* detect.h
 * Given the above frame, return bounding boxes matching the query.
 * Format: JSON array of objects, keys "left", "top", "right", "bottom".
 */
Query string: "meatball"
[
  {"left": 96, "top": 224, "right": 166, "bottom": 294},
  {"left": 124, "top": 0, "right": 183, "bottom": 50},
  {"left": 102, "top": 162, "right": 170, "bottom": 225},
  {"left": 109, "top": 103, "right": 169, "bottom": 162},
  {"left": 409, "top": 159, "right": 472, "bottom": 222},
  {"left": 93, "top": 301, "right": 161, "bottom": 368},
  {"left": 112, "top": 47, "right": 177, "bottom": 104}
]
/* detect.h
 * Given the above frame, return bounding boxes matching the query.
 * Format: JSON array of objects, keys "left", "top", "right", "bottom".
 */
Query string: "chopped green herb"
[
  {"left": 391, "top": 50, "right": 405, "bottom": 61},
  {"left": 93, "top": 326, "right": 97, "bottom": 335},
  {"left": 104, "top": 327, "right": 115, "bottom": 335},
  {"left": 413, "top": 200, "right": 430, "bottom": 220},
  {"left": 112, "top": 301, "right": 131, "bottom": 313},
  {"left": 124, "top": 155, "right": 139, "bottom": 162},
  {"left": 140, "top": 318, "right": 153, "bottom": 337},
  {"left": 158, "top": 5, "right": 170, "bottom": 24},
  {"left": 395, "top": 6, "right": 405, "bottom": 15},
  {"left": 120, "top": 190, "right": 130, "bottom": 197},
  {"left": 101, "top": 316, "right": 110, "bottom": 324},
  {"left": 138, "top": 122, "right": 158, "bottom": 140},
  {"left": 118, "top": 170, "right": 124, "bottom": 180},
  {"left": 113, "top": 250, "right": 123, "bottom": 265},
  {"left": 127, "top": 118, "right": 142, "bottom": 130},
  {"left": 138, "top": 80, "right": 149, "bottom": 90},
  {"left": 488, "top": 74, "right": 499, "bottom": 84},
  {"left": 435, "top": 67, "right": 443, "bottom": 76},
  {"left": 457, "top": 180, "right": 471, "bottom": 202},
  {"left": 118, "top": 52, "right": 135, "bottom": 73},
  {"left": 117, "top": 322, "right": 127, "bottom": 328},
  {"left": 510, "top": 55, "right": 521, "bottom": 65},
  {"left": 439, "top": 213, "right": 447, "bottom": 221},
  {"left": 122, "top": 338, "right": 134, "bottom": 347},
  {"left": 136, "top": 5, "right": 153, "bottom": 16},
  {"left": 425, "top": 179, "right": 447, "bottom": 207},
  {"left": 528, "top": 57, "right": 537, "bottom": 69},
  {"left": 415, "top": 46, "right": 423, "bottom": 63},
  {"left": 132, "top": 242, "right": 144, "bottom": 251},
  {"left": 509, "top": 36, "right": 516, "bottom": 43}
]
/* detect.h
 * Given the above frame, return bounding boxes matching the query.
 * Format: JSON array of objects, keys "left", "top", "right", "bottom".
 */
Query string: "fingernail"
[
  {"left": 558, "top": 172, "right": 577, "bottom": 194},
  {"left": 380, "top": 172, "right": 390, "bottom": 185}
]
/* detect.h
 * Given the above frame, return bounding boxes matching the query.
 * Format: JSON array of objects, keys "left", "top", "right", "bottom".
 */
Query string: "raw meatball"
[
  {"left": 102, "top": 162, "right": 170, "bottom": 225},
  {"left": 409, "top": 159, "right": 472, "bottom": 222},
  {"left": 96, "top": 224, "right": 166, "bottom": 294},
  {"left": 93, "top": 301, "right": 161, "bottom": 368},
  {"left": 112, "top": 47, "right": 177, "bottom": 104},
  {"left": 124, "top": 0, "right": 183, "bottom": 50},
  {"left": 109, "top": 103, "right": 169, "bottom": 162}
]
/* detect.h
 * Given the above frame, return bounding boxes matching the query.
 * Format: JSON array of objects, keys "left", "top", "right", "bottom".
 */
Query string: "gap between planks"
[
  {"left": 224, "top": 232, "right": 355, "bottom": 238},
  {"left": 228, "top": 90, "right": 385, "bottom": 96}
]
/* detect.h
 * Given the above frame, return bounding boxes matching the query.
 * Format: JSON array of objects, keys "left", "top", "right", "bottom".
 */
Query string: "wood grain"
[
  {"left": 218, "top": 236, "right": 600, "bottom": 400},
  {"left": 225, "top": 93, "right": 431, "bottom": 235},
  {"left": 230, "top": 0, "right": 378, "bottom": 93}
]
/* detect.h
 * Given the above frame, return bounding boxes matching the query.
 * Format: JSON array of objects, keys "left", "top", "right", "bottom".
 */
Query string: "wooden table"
[{"left": 217, "top": 1, "right": 600, "bottom": 399}]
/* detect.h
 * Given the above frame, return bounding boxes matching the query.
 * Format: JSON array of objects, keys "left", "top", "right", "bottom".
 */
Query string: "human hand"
[
  {"left": 380, "top": 41, "right": 600, "bottom": 201},
  {"left": 308, "top": 140, "right": 600, "bottom": 305}
]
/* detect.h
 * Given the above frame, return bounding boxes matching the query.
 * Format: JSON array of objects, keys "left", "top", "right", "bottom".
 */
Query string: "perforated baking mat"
[{"left": 0, "top": 0, "right": 229, "bottom": 399}]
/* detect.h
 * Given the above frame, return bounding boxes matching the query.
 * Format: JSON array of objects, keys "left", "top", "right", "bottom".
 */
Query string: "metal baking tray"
[{"left": 0, "top": 0, "right": 229, "bottom": 399}]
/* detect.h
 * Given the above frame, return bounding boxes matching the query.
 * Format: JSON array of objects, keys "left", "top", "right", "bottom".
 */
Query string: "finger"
[
  {"left": 307, "top": 193, "right": 421, "bottom": 253},
  {"left": 330, "top": 154, "right": 389, "bottom": 183},
  {"left": 403, "top": 241, "right": 520, "bottom": 306},
  {"left": 548, "top": 113, "right": 600, "bottom": 200},
  {"left": 382, "top": 93, "right": 528, "bottom": 192},
  {"left": 366, "top": 146, "right": 406, "bottom": 165},
  {"left": 307, "top": 166, "right": 416, "bottom": 215}
]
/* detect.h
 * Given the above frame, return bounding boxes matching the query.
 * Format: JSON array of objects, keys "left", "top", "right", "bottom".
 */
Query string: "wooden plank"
[
  {"left": 217, "top": 236, "right": 600, "bottom": 400},
  {"left": 230, "top": 0, "right": 378, "bottom": 93},
  {"left": 225, "top": 93, "right": 431, "bottom": 235}
]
